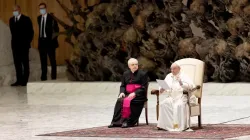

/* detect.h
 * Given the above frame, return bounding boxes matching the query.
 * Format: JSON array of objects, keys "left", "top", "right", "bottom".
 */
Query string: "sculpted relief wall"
[
  {"left": 53, "top": 0, "right": 250, "bottom": 83},
  {"left": 52, "top": 0, "right": 250, "bottom": 82}
]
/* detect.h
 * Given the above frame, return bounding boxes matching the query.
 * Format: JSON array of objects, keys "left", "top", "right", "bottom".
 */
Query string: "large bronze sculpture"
[{"left": 53, "top": 0, "right": 250, "bottom": 82}]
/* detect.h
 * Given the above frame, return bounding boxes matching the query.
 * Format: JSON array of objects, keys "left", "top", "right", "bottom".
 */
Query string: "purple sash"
[
  {"left": 126, "top": 84, "right": 141, "bottom": 93},
  {"left": 121, "top": 84, "right": 141, "bottom": 119}
]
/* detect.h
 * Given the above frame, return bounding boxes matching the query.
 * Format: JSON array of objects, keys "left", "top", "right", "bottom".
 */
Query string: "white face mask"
[
  {"left": 40, "top": 9, "right": 46, "bottom": 15},
  {"left": 13, "top": 11, "right": 19, "bottom": 17}
]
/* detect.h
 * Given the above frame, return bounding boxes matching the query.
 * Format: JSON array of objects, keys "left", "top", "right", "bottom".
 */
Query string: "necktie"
[
  {"left": 41, "top": 17, "right": 45, "bottom": 38},
  {"left": 15, "top": 17, "right": 18, "bottom": 22}
]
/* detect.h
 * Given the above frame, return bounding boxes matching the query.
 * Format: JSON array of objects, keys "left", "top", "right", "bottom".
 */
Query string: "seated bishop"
[
  {"left": 108, "top": 58, "right": 148, "bottom": 128},
  {"left": 157, "top": 62, "right": 196, "bottom": 131}
]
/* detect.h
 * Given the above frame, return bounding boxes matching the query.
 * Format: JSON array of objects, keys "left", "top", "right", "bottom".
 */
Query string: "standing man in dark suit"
[
  {"left": 38, "top": 3, "right": 59, "bottom": 81},
  {"left": 9, "top": 5, "right": 34, "bottom": 86}
]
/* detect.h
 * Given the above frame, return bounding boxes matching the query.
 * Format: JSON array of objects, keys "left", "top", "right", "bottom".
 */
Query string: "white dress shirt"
[
  {"left": 15, "top": 14, "right": 21, "bottom": 22},
  {"left": 40, "top": 13, "right": 47, "bottom": 38}
]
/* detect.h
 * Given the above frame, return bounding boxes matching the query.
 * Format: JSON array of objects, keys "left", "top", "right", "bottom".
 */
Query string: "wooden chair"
[
  {"left": 137, "top": 83, "right": 149, "bottom": 125},
  {"left": 151, "top": 58, "right": 205, "bottom": 128}
]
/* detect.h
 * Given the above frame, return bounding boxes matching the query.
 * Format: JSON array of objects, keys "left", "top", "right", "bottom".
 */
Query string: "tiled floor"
[{"left": 1, "top": 84, "right": 250, "bottom": 140}]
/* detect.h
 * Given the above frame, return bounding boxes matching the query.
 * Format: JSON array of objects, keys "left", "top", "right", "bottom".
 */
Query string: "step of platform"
[{"left": 27, "top": 79, "right": 250, "bottom": 96}]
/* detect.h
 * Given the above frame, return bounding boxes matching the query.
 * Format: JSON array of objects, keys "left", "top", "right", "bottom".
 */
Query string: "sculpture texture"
[{"left": 54, "top": 0, "right": 250, "bottom": 82}]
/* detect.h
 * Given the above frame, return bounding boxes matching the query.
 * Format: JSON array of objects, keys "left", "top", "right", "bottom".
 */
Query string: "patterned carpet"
[{"left": 38, "top": 123, "right": 250, "bottom": 139}]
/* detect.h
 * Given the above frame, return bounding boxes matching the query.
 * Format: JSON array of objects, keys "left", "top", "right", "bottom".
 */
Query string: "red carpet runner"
[{"left": 38, "top": 123, "right": 250, "bottom": 139}]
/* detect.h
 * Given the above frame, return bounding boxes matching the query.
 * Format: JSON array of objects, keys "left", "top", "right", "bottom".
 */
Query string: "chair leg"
[
  {"left": 145, "top": 107, "right": 149, "bottom": 125},
  {"left": 156, "top": 94, "right": 159, "bottom": 120},
  {"left": 137, "top": 120, "right": 139, "bottom": 126},
  {"left": 198, "top": 115, "right": 202, "bottom": 128}
]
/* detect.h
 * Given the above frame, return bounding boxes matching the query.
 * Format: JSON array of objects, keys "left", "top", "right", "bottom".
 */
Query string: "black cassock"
[{"left": 110, "top": 69, "right": 148, "bottom": 126}]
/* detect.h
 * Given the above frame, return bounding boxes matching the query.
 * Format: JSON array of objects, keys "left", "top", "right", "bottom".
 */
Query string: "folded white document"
[{"left": 156, "top": 79, "right": 170, "bottom": 90}]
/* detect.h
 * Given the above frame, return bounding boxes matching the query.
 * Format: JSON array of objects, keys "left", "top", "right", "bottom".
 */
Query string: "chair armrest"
[
  {"left": 151, "top": 89, "right": 159, "bottom": 96},
  {"left": 183, "top": 85, "right": 201, "bottom": 94},
  {"left": 196, "top": 85, "right": 201, "bottom": 89}
]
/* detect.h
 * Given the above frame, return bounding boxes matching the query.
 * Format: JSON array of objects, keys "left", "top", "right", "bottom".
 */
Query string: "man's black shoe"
[
  {"left": 21, "top": 83, "right": 27, "bottom": 86},
  {"left": 41, "top": 78, "right": 47, "bottom": 81},
  {"left": 11, "top": 82, "right": 20, "bottom": 86}
]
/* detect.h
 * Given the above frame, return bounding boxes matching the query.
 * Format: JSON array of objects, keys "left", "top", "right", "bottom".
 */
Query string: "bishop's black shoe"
[{"left": 108, "top": 124, "right": 114, "bottom": 128}]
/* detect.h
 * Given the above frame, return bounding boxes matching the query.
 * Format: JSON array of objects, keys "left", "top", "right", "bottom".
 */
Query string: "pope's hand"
[
  {"left": 176, "top": 76, "right": 183, "bottom": 85},
  {"left": 118, "top": 93, "right": 125, "bottom": 98},
  {"left": 128, "top": 92, "right": 136, "bottom": 99},
  {"left": 159, "top": 88, "right": 165, "bottom": 94}
]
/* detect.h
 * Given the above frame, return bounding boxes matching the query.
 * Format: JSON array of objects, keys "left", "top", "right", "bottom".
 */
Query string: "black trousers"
[
  {"left": 38, "top": 38, "right": 57, "bottom": 80},
  {"left": 111, "top": 97, "right": 144, "bottom": 126},
  {"left": 12, "top": 47, "right": 30, "bottom": 84}
]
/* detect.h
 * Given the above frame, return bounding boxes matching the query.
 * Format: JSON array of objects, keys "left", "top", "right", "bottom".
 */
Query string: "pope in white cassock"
[{"left": 157, "top": 62, "right": 196, "bottom": 131}]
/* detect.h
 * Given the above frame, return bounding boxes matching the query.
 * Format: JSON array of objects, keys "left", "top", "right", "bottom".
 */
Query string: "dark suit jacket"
[
  {"left": 9, "top": 14, "right": 34, "bottom": 49},
  {"left": 37, "top": 13, "right": 59, "bottom": 48}
]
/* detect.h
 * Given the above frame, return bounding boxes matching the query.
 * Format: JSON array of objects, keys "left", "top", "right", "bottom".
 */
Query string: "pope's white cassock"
[{"left": 157, "top": 72, "right": 196, "bottom": 131}]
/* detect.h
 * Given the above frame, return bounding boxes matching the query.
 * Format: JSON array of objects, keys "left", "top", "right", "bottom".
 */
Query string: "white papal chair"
[{"left": 151, "top": 58, "right": 205, "bottom": 128}]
